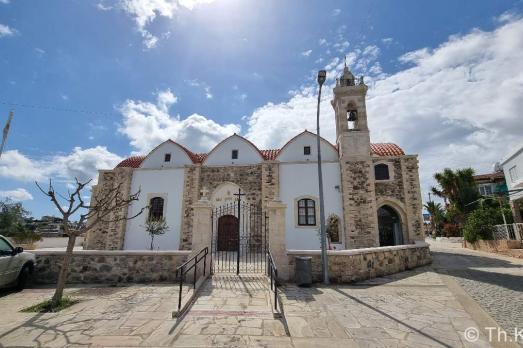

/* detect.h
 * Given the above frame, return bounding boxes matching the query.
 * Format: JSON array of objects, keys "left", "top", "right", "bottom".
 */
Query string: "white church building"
[{"left": 85, "top": 66, "right": 424, "bottom": 254}]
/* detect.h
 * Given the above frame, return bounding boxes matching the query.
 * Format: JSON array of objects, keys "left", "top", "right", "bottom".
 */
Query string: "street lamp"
[{"left": 315, "top": 70, "right": 329, "bottom": 285}]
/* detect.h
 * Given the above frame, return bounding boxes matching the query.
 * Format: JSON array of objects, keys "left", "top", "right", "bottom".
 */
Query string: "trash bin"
[{"left": 294, "top": 256, "right": 312, "bottom": 286}]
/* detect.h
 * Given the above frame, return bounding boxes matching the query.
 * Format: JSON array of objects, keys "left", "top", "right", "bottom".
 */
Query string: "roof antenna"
[{"left": 344, "top": 55, "right": 347, "bottom": 68}]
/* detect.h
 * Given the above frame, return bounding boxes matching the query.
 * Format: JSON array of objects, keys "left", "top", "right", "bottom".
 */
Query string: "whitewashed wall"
[
  {"left": 279, "top": 162, "right": 344, "bottom": 250},
  {"left": 277, "top": 132, "right": 338, "bottom": 162},
  {"left": 502, "top": 147, "right": 523, "bottom": 201},
  {"left": 141, "top": 141, "right": 192, "bottom": 168},
  {"left": 204, "top": 135, "right": 263, "bottom": 165},
  {"left": 124, "top": 168, "right": 185, "bottom": 250}
]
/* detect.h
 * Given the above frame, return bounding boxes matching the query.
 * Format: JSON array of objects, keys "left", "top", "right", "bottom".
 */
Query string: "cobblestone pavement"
[{"left": 430, "top": 241, "right": 523, "bottom": 343}]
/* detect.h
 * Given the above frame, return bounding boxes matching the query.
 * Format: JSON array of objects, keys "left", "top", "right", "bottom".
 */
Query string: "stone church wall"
[
  {"left": 84, "top": 167, "right": 133, "bottom": 250},
  {"left": 340, "top": 159, "right": 379, "bottom": 249},
  {"left": 179, "top": 165, "right": 201, "bottom": 250},
  {"left": 200, "top": 165, "right": 263, "bottom": 205}
]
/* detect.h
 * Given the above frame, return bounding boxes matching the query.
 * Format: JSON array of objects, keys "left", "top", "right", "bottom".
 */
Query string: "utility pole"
[
  {"left": 0, "top": 111, "right": 13, "bottom": 160},
  {"left": 315, "top": 70, "right": 329, "bottom": 285}
]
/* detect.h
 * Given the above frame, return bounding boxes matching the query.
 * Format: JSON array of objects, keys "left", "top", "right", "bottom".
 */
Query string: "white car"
[{"left": 0, "top": 235, "right": 35, "bottom": 289}]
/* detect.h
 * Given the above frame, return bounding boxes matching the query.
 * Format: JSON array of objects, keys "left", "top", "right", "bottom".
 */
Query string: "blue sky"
[{"left": 1, "top": 0, "right": 523, "bottom": 218}]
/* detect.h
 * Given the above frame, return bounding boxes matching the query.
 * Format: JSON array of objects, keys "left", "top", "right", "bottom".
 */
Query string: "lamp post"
[{"left": 316, "top": 70, "right": 329, "bottom": 285}]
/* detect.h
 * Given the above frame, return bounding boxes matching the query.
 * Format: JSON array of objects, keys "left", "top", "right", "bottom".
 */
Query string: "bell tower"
[{"left": 331, "top": 64, "right": 379, "bottom": 248}]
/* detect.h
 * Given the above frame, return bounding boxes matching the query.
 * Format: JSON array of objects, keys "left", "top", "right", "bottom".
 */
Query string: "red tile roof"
[
  {"left": 473, "top": 171, "right": 505, "bottom": 182},
  {"left": 260, "top": 149, "right": 280, "bottom": 161},
  {"left": 370, "top": 143, "right": 405, "bottom": 156},
  {"left": 115, "top": 156, "right": 146, "bottom": 168},
  {"left": 115, "top": 138, "right": 405, "bottom": 168}
]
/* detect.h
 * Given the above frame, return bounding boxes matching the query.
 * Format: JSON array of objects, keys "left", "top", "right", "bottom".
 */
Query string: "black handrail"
[
  {"left": 176, "top": 247, "right": 208, "bottom": 312},
  {"left": 266, "top": 249, "right": 278, "bottom": 311}
]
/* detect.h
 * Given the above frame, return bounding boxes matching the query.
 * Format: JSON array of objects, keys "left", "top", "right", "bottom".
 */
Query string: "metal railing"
[
  {"left": 493, "top": 223, "right": 523, "bottom": 241},
  {"left": 176, "top": 247, "right": 208, "bottom": 313},
  {"left": 266, "top": 249, "right": 278, "bottom": 311}
]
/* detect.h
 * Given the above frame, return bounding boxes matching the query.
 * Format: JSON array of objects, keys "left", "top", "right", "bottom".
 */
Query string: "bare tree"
[{"left": 36, "top": 178, "right": 143, "bottom": 308}]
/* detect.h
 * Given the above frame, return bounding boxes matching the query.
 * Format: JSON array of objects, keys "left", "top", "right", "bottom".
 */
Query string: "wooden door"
[{"left": 217, "top": 215, "right": 238, "bottom": 251}]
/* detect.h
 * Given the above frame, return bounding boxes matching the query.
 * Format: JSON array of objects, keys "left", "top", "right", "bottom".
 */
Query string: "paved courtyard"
[{"left": 1, "top": 245, "right": 522, "bottom": 347}]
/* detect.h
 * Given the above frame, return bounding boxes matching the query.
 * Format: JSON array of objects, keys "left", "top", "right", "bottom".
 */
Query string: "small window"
[
  {"left": 304, "top": 146, "right": 311, "bottom": 155},
  {"left": 479, "top": 184, "right": 493, "bottom": 196},
  {"left": 149, "top": 197, "right": 164, "bottom": 220},
  {"left": 297, "top": 198, "right": 316, "bottom": 226},
  {"left": 164, "top": 153, "right": 171, "bottom": 162},
  {"left": 232, "top": 149, "right": 239, "bottom": 160},
  {"left": 375, "top": 163, "right": 390, "bottom": 181},
  {"left": 509, "top": 166, "right": 518, "bottom": 182}
]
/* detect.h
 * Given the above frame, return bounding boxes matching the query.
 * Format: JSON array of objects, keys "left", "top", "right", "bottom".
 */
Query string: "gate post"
[
  {"left": 192, "top": 198, "right": 213, "bottom": 275},
  {"left": 266, "top": 200, "right": 289, "bottom": 281}
]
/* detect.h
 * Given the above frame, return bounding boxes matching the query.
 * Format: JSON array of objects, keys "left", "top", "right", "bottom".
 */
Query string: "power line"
[{"left": 0, "top": 100, "right": 119, "bottom": 118}]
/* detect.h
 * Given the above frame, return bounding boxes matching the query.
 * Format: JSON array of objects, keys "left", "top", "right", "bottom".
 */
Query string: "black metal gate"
[{"left": 210, "top": 190, "right": 268, "bottom": 274}]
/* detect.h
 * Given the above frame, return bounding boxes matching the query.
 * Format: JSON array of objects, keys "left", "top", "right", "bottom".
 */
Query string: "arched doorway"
[
  {"left": 217, "top": 215, "right": 239, "bottom": 251},
  {"left": 378, "top": 205, "right": 404, "bottom": 246}
]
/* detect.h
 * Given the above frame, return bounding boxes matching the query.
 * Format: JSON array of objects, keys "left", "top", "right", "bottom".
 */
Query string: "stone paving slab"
[{"left": 0, "top": 263, "right": 512, "bottom": 347}]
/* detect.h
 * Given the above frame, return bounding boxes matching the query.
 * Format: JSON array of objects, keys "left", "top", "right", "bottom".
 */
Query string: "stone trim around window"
[
  {"left": 293, "top": 195, "right": 320, "bottom": 229},
  {"left": 146, "top": 193, "right": 168, "bottom": 221},
  {"left": 373, "top": 160, "right": 395, "bottom": 182}
]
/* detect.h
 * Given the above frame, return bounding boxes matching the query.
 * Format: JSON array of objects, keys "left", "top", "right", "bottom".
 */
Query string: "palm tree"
[
  {"left": 431, "top": 167, "right": 480, "bottom": 226},
  {"left": 424, "top": 201, "right": 444, "bottom": 235}
]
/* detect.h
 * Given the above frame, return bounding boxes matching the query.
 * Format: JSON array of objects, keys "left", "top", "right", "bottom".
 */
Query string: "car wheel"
[{"left": 16, "top": 264, "right": 32, "bottom": 290}]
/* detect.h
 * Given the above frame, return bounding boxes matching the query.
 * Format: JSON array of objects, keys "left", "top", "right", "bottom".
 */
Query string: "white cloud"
[
  {"left": 0, "top": 0, "right": 10, "bottom": 4},
  {"left": 0, "top": 147, "right": 122, "bottom": 183},
  {"left": 97, "top": 2, "right": 113, "bottom": 11},
  {"left": 116, "top": 0, "right": 215, "bottom": 48},
  {"left": 332, "top": 9, "right": 341, "bottom": 16},
  {"left": 0, "top": 189, "right": 33, "bottom": 201},
  {"left": 318, "top": 38, "right": 327, "bottom": 46},
  {"left": 118, "top": 89, "right": 239, "bottom": 153},
  {"left": 0, "top": 24, "right": 16, "bottom": 37},
  {"left": 301, "top": 49, "right": 312, "bottom": 57},
  {"left": 244, "top": 17, "right": 523, "bottom": 202}
]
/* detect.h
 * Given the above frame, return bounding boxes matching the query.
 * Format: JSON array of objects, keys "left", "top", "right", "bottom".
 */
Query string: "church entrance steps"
[{"left": 170, "top": 274, "right": 290, "bottom": 343}]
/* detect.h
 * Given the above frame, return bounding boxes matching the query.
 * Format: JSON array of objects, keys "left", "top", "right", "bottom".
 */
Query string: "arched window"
[
  {"left": 149, "top": 197, "right": 164, "bottom": 220},
  {"left": 374, "top": 163, "right": 390, "bottom": 181},
  {"left": 297, "top": 198, "right": 316, "bottom": 226}
]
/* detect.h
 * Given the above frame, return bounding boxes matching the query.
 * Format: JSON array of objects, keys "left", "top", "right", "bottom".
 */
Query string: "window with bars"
[
  {"left": 297, "top": 198, "right": 316, "bottom": 226},
  {"left": 149, "top": 197, "right": 164, "bottom": 220}
]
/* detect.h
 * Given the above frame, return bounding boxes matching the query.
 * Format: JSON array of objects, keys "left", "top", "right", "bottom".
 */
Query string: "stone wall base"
[
  {"left": 463, "top": 240, "right": 522, "bottom": 253},
  {"left": 286, "top": 243, "right": 431, "bottom": 283},
  {"left": 33, "top": 250, "right": 191, "bottom": 284}
]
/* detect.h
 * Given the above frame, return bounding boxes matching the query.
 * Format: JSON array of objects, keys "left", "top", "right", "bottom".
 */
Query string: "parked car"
[{"left": 0, "top": 235, "right": 35, "bottom": 290}]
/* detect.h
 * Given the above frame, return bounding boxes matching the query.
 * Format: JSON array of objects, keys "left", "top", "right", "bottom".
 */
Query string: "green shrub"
[{"left": 463, "top": 207, "right": 505, "bottom": 243}]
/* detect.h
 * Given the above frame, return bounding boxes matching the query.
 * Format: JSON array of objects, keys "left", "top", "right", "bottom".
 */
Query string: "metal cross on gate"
[{"left": 233, "top": 188, "right": 245, "bottom": 274}]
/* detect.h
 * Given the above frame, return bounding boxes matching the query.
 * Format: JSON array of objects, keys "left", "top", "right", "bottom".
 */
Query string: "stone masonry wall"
[
  {"left": 261, "top": 162, "right": 279, "bottom": 206},
  {"left": 33, "top": 250, "right": 190, "bottom": 284},
  {"left": 401, "top": 157, "right": 424, "bottom": 241},
  {"left": 340, "top": 160, "right": 379, "bottom": 249},
  {"left": 179, "top": 165, "right": 201, "bottom": 250},
  {"left": 287, "top": 243, "right": 431, "bottom": 283},
  {"left": 374, "top": 158, "right": 404, "bottom": 202},
  {"left": 200, "top": 165, "right": 263, "bottom": 205},
  {"left": 84, "top": 167, "right": 133, "bottom": 250}
]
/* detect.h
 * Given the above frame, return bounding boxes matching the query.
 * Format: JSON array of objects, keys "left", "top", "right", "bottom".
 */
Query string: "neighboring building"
[
  {"left": 34, "top": 216, "right": 64, "bottom": 237},
  {"left": 501, "top": 144, "right": 523, "bottom": 222},
  {"left": 85, "top": 65, "right": 424, "bottom": 251},
  {"left": 473, "top": 170, "right": 507, "bottom": 197}
]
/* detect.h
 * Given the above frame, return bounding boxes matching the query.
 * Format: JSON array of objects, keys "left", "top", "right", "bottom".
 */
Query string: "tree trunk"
[
  {"left": 51, "top": 232, "right": 76, "bottom": 308},
  {"left": 150, "top": 235, "right": 154, "bottom": 250}
]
